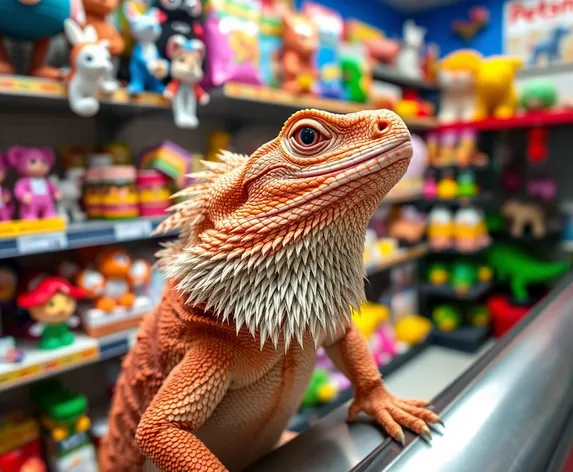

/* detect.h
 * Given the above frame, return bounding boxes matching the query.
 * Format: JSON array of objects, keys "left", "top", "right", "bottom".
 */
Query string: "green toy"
[
  {"left": 340, "top": 46, "right": 370, "bottom": 103},
  {"left": 432, "top": 305, "right": 462, "bottom": 332},
  {"left": 467, "top": 305, "right": 490, "bottom": 327},
  {"left": 457, "top": 170, "right": 478, "bottom": 198},
  {"left": 428, "top": 262, "right": 449, "bottom": 285},
  {"left": 486, "top": 243, "right": 570, "bottom": 303},
  {"left": 301, "top": 368, "right": 338, "bottom": 407},
  {"left": 520, "top": 80, "right": 558, "bottom": 111},
  {"left": 31, "top": 380, "right": 91, "bottom": 442},
  {"left": 451, "top": 260, "right": 477, "bottom": 295}
]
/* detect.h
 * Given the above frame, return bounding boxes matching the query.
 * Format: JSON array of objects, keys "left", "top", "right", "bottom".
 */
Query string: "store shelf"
[
  {"left": 372, "top": 66, "right": 440, "bottom": 92},
  {"left": 366, "top": 243, "right": 428, "bottom": 276},
  {"left": 0, "top": 75, "right": 437, "bottom": 130},
  {"left": 421, "top": 282, "right": 493, "bottom": 301},
  {"left": 435, "top": 109, "right": 573, "bottom": 132},
  {"left": 289, "top": 339, "right": 430, "bottom": 432},
  {"left": 420, "top": 193, "right": 493, "bottom": 208},
  {"left": 430, "top": 325, "right": 491, "bottom": 354},
  {"left": 0, "top": 328, "right": 138, "bottom": 393},
  {"left": 430, "top": 243, "right": 490, "bottom": 256},
  {"left": 0, "top": 217, "right": 175, "bottom": 259}
]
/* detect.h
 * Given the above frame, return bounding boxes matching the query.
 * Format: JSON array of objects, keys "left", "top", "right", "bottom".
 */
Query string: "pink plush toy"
[
  {"left": 7, "top": 146, "right": 61, "bottom": 220},
  {"left": 0, "top": 154, "right": 13, "bottom": 221}
]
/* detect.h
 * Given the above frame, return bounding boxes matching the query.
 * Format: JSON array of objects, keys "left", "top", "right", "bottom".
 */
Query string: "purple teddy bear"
[
  {"left": 7, "top": 146, "right": 61, "bottom": 220},
  {"left": 0, "top": 154, "right": 13, "bottom": 221}
]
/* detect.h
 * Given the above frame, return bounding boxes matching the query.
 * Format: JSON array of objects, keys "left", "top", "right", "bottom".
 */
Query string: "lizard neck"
[{"left": 170, "top": 211, "right": 369, "bottom": 350}]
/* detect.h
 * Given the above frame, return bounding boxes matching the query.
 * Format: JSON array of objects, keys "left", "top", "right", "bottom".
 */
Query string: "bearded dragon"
[{"left": 99, "top": 109, "right": 441, "bottom": 472}]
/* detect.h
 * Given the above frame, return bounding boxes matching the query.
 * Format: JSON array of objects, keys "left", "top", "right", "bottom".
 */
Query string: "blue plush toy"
[
  {"left": 123, "top": 2, "right": 169, "bottom": 95},
  {"left": 0, "top": 0, "right": 84, "bottom": 77}
]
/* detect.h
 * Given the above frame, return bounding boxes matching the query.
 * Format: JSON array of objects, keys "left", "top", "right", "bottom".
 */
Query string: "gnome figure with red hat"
[{"left": 18, "top": 277, "right": 85, "bottom": 350}]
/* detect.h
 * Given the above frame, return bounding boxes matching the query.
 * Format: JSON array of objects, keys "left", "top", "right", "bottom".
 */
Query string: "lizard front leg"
[
  {"left": 324, "top": 322, "right": 441, "bottom": 444},
  {"left": 136, "top": 344, "right": 232, "bottom": 472}
]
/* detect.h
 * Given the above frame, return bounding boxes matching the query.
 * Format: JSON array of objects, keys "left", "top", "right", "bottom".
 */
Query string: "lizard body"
[{"left": 100, "top": 109, "right": 440, "bottom": 472}]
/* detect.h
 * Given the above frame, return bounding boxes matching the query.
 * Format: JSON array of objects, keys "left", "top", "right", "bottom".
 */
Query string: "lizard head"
[{"left": 157, "top": 109, "right": 413, "bottom": 349}]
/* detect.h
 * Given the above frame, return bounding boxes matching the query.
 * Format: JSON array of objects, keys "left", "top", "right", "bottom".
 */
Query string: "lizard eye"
[{"left": 289, "top": 121, "right": 331, "bottom": 156}]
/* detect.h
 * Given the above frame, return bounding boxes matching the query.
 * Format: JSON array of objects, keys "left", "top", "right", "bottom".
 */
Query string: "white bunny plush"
[
  {"left": 396, "top": 20, "right": 427, "bottom": 81},
  {"left": 64, "top": 19, "right": 113, "bottom": 117}
]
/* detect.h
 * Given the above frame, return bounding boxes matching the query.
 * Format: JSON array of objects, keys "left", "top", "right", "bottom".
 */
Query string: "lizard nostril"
[{"left": 374, "top": 118, "right": 391, "bottom": 137}]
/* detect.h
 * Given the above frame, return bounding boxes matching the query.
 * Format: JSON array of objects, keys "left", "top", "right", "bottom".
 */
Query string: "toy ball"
[
  {"left": 467, "top": 305, "right": 490, "bottom": 327},
  {"left": 403, "top": 134, "right": 428, "bottom": 180},
  {"left": 520, "top": 80, "right": 557, "bottom": 111},
  {"left": 432, "top": 305, "right": 461, "bottom": 332}
]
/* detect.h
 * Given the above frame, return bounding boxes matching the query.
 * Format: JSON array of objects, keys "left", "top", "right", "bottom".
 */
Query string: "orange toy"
[
  {"left": 76, "top": 248, "right": 150, "bottom": 312},
  {"left": 280, "top": 10, "right": 319, "bottom": 94},
  {"left": 83, "top": 0, "right": 124, "bottom": 94}
]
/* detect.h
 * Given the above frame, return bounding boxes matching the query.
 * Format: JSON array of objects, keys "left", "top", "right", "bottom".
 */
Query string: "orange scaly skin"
[{"left": 100, "top": 109, "right": 441, "bottom": 472}]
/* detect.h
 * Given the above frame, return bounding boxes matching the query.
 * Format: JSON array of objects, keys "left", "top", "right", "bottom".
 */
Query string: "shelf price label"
[
  {"left": 17, "top": 232, "right": 68, "bottom": 254},
  {"left": 114, "top": 221, "right": 153, "bottom": 241}
]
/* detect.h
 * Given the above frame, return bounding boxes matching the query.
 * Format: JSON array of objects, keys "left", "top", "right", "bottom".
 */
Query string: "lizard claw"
[{"left": 347, "top": 386, "right": 442, "bottom": 446}]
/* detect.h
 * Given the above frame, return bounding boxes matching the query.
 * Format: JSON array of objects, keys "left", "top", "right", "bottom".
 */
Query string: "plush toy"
[
  {"left": 501, "top": 199, "right": 547, "bottom": 239},
  {"left": 0, "top": 154, "right": 13, "bottom": 222},
  {"left": 388, "top": 205, "right": 426, "bottom": 244},
  {"left": 50, "top": 168, "right": 86, "bottom": 223},
  {"left": 7, "top": 146, "right": 61, "bottom": 220},
  {"left": 0, "top": 0, "right": 85, "bottom": 78},
  {"left": 437, "top": 170, "right": 458, "bottom": 200},
  {"left": 64, "top": 19, "right": 113, "bottom": 117},
  {"left": 83, "top": 0, "right": 124, "bottom": 94},
  {"left": 423, "top": 172, "right": 438, "bottom": 199},
  {"left": 454, "top": 207, "right": 489, "bottom": 252},
  {"left": 394, "top": 315, "right": 432, "bottom": 346},
  {"left": 18, "top": 277, "right": 85, "bottom": 350},
  {"left": 474, "top": 56, "right": 523, "bottom": 119},
  {"left": 123, "top": 3, "right": 169, "bottom": 95},
  {"left": 437, "top": 50, "right": 483, "bottom": 123},
  {"left": 154, "top": 0, "right": 204, "bottom": 60},
  {"left": 280, "top": 10, "right": 319, "bottom": 94},
  {"left": 428, "top": 262, "right": 449, "bottom": 285},
  {"left": 520, "top": 80, "right": 558, "bottom": 111},
  {"left": 457, "top": 170, "right": 478, "bottom": 198},
  {"left": 301, "top": 368, "right": 338, "bottom": 407},
  {"left": 451, "top": 260, "right": 477, "bottom": 295},
  {"left": 396, "top": 20, "right": 426, "bottom": 81},
  {"left": 164, "top": 35, "right": 209, "bottom": 129}
]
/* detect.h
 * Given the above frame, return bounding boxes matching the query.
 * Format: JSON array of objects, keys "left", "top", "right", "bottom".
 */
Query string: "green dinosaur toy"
[{"left": 486, "top": 243, "right": 569, "bottom": 303}]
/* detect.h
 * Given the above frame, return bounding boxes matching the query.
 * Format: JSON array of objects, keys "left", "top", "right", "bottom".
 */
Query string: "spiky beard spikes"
[{"left": 165, "top": 217, "right": 367, "bottom": 351}]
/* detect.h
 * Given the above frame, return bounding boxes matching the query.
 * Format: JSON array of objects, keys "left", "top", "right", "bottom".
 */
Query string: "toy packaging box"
[
  {"left": 0, "top": 412, "right": 47, "bottom": 472},
  {"left": 259, "top": 3, "right": 283, "bottom": 87},
  {"left": 303, "top": 2, "right": 344, "bottom": 99},
  {"left": 202, "top": 0, "right": 263, "bottom": 88}
]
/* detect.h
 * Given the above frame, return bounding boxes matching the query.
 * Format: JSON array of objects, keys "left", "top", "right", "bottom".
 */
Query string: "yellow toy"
[
  {"left": 206, "top": 130, "right": 232, "bottom": 162},
  {"left": 437, "top": 172, "right": 458, "bottom": 199},
  {"left": 351, "top": 302, "right": 390, "bottom": 339},
  {"left": 428, "top": 207, "right": 454, "bottom": 251},
  {"left": 394, "top": 315, "right": 432, "bottom": 346},
  {"left": 474, "top": 56, "right": 523, "bottom": 119}
]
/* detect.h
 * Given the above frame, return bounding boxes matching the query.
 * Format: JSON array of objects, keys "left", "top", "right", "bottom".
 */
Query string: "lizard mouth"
[{"left": 258, "top": 140, "right": 412, "bottom": 219}]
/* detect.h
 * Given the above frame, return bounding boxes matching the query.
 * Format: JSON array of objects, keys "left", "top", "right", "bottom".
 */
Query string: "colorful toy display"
[
  {"left": 457, "top": 170, "right": 478, "bottom": 198},
  {"left": 423, "top": 172, "right": 438, "bottom": 199},
  {"left": 155, "top": 0, "right": 204, "bottom": 60},
  {"left": 202, "top": 0, "right": 262, "bottom": 88},
  {"left": 436, "top": 170, "right": 458, "bottom": 199},
  {"left": 301, "top": 368, "right": 338, "bottom": 407},
  {"left": 51, "top": 168, "right": 86, "bottom": 223},
  {"left": 0, "top": 413, "right": 47, "bottom": 472},
  {"left": 501, "top": 199, "right": 547, "bottom": 239},
  {"left": 139, "top": 140, "right": 192, "bottom": 187},
  {"left": 520, "top": 80, "right": 558, "bottom": 111},
  {"left": 529, "top": 26, "right": 570, "bottom": 67},
  {"left": 0, "top": 153, "right": 14, "bottom": 221},
  {"left": 83, "top": 0, "right": 124, "bottom": 94},
  {"left": 124, "top": 4, "right": 169, "bottom": 95},
  {"left": 164, "top": 35, "right": 210, "bottom": 129},
  {"left": 100, "top": 165, "right": 139, "bottom": 219},
  {"left": 432, "top": 304, "right": 462, "bottom": 332},
  {"left": 303, "top": 3, "right": 344, "bottom": 99},
  {"left": 259, "top": 2, "right": 283, "bottom": 88},
  {"left": 486, "top": 243, "right": 569, "bottom": 303},
  {"left": 64, "top": 19, "right": 114, "bottom": 117},
  {"left": 346, "top": 19, "right": 400, "bottom": 66},
  {"left": 0, "top": 0, "right": 84, "bottom": 78},
  {"left": 388, "top": 206, "right": 426, "bottom": 245},
  {"left": 437, "top": 50, "right": 483, "bottom": 123},
  {"left": 427, "top": 206, "right": 454, "bottom": 250},
  {"left": 101, "top": 109, "right": 440, "bottom": 471},
  {"left": 454, "top": 207, "right": 490, "bottom": 252},
  {"left": 17, "top": 277, "right": 85, "bottom": 350},
  {"left": 474, "top": 56, "right": 523, "bottom": 119},
  {"left": 31, "top": 381, "right": 98, "bottom": 472},
  {"left": 427, "top": 130, "right": 484, "bottom": 168},
  {"left": 76, "top": 247, "right": 152, "bottom": 337},
  {"left": 279, "top": 9, "right": 319, "bottom": 94},
  {"left": 396, "top": 20, "right": 426, "bottom": 81},
  {"left": 427, "top": 262, "right": 449, "bottom": 285},
  {"left": 7, "top": 146, "right": 61, "bottom": 221}
]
